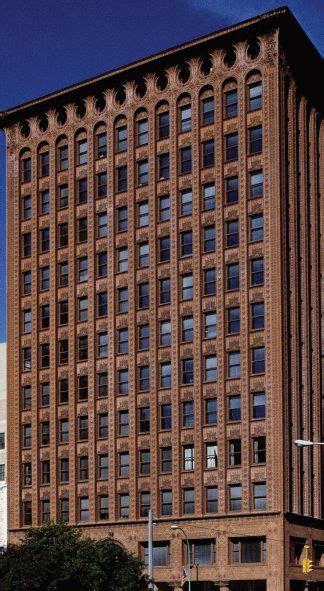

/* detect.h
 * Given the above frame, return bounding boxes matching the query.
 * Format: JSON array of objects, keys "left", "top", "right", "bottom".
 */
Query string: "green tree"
[{"left": 0, "top": 521, "right": 148, "bottom": 591}]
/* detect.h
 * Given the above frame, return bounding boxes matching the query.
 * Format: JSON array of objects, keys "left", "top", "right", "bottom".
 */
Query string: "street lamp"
[
  {"left": 294, "top": 439, "right": 324, "bottom": 447},
  {"left": 171, "top": 525, "right": 191, "bottom": 591}
]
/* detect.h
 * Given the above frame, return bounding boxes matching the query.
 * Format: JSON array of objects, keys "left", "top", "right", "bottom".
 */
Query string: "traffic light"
[{"left": 302, "top": 558, "right": 314, "bottom": 574}]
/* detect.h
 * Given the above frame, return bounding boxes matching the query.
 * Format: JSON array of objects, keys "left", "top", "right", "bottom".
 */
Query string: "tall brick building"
[{"left": 1, "top": 7, "right": 323, "bottom": 590}]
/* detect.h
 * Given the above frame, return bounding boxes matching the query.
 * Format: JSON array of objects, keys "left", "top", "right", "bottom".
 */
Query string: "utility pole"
[{"left": 148, "top": 509, "right": 154, "bottom": 591}]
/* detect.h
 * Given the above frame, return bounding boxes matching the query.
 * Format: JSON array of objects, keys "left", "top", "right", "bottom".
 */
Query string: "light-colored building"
[{"left": 0, "top": 343, "right": 7, "bottom": 547}]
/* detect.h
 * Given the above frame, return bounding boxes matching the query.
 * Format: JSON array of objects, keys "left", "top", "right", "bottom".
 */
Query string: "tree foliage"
[{"left": 0, "top": 521, "right": 148, "bottom": 591}]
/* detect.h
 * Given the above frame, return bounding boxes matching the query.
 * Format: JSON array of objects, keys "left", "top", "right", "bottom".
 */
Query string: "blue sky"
[{"left": 0, "top": 0, "right": 322, "bottom": 342}]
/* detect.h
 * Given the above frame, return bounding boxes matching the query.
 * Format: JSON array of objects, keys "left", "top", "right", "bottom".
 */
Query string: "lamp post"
[
  {"left": 294, "top": 439, "right": 324, "bottom": 447},
  {"left": 171, "top": 525, "right": 191, "bottom": 591}
]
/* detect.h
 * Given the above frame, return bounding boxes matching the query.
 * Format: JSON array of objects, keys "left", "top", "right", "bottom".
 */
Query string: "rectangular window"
[
  {"left": 249, "top": 126, "right": 262, "bottom": 154},
  {"left": 139, "top": 365, "right": 150, "bottom": 391},
  {"left": 181, "top": 316, "right": 193, "bottom": 342},
  {"left": 160, "top": 362, "right": 171, "bottom": 388},
  {"left": 182, "top": 273, "right": 193, "bottom": 300},
  {"left": 161, "top": 490, "right": 172, "bottom": 516},
  {"left": 138, "top": 201, "right": 149, "bottom": 227},
  {"left": 229, "top": 439, "right": 241, "bottom": 466},
  {"left": 40, "top": 190, "right": 50, "bottom": 214},
  {"left": 225, "top": 132, "right": 238, "bottom": 161},
  {"left": 98, "top": 332, "right": 108, "bottom": 358},
  {"left": 23, "top": 309, "right": 31, "bottom": 333},
  {"left": 60, "top": 498, "right": 69, "bottom": 522},
  {"left": 206, "top": 443, "right": 217, "bottom": 469},
  {"left": 118, "top": 287, "right": 128, "bottom": 313},
  {"left": 97, "top": 252, "right": 107, "bottom": 278},
  {"left": 78, "top": 257, "right": 88, "bottom": 282},
  {"left": 98, "top": 495, "right": 109, "bottom": 520},
  {"left": 41, "top": 421, "right": 50, "bottom": 446},
  {"left": 182, "top": 358, "right": 194, "bottom": 384},
  {"left": 159, "top": 194, "right": 170, "bottom": 221},
  {"left": 206, "top": 486, "right": 218, "bottom": 513},
  {"left": 40, "top": 228, "right": 50, "bottom": 252},
  {"left": 251, "top": 346, "right": 265, "bottom": 374},
  {"left": 183, "top": 489, "right": 195, "bottom": 514},
  {"left": 180, "top": 146, "right": 192, "bottom": 174},
  {"left": 23, "top": 385, "right": 31, "bottom": 410},
  {"left": 253, "top": 391, "right": 266, "bottom": 419},
  {"left": 205, "top": 355, "right": 217, "bottom": 382},
  {"left": 59, "top": 339, "right": 68, "bottom": 364},
  {"left": 160, "top": 404, "right": 171, "bottom": 430},
  {"left": 226, "top": 219, "right": 239, "bottom": 247},
  {"left": 159, "top": 153, "right": 170, "bottom": 179},
  {"left": 232, "top": 538, "right": 266, "bottom": 563},
  {"left": 41, "top": 382, "right": 50, "bottom": 406},
  {"left": 41, "top": 460, "right": 50, "bottom": 484},
  {"left": 139, "top": 450, "right": 150, "bottom": 475},
  {"left": 23, "top": 462, "right": 32, "bottom": 486},
  {"left": 98, "top": 372, "right": 108, "bottom": 397},
  {"left": 227, "top": 306, "right": 240, "bottom": 334},
  {"left": 203, "top": 183, "right": 216, "bottom": 210},
  {"left": 23, "top": 424, "right": 31, "bottom": 448},
  {"left": 250, "top": 169, "right": 263, "bottom": 198},
  {"left": 79, "top": 497, "right": 89, "bottom": 521},
  {"left": 138, "top": 282, "right": 149, "bottom": 309},
  {"left": 138, "top": 241, "right": 149, "bottom": 268},
  {"left": 139, "top": 407, "right": 150, "bottom": 433},
  {"left": 23, "top": 346, "right": 31, "bottom": 371},
  {"left": 59, "top": 184, "right": 68, "bottom": 209},
  {"left": 41, "top": 500, "right": 51, "bottom": 524},
  {"left": 97, "top": 172, "right": 107, "bottom": 198},
  {"left": 118, "top": 410, "right": 129, "bottom": 436},
  {"left": 183, "top": 445, "right": 195, "bottom": 471},
  {"left": 97, "top": 291, "right": 107, "bottom": 317},
  {"left": 98, "top": 413, "right": 108, "bottom": 438},
  {"left": 40, "top": 343, "right": 50, "bottom": 368},
  {"left": 203, "top": 225, "right": 216, "bottom": 252},
  {"left": 180, "top": 188, "right": 192, "bottom": 216},
  {"left": 139, "top": 323, "right": 150, "bottom": 350},
  {"left": 78, "top": 178, "right": 88, "bottom": 204},
  {"left": 117, "top": 246, "right": 128, "bottom": 272},
  {"left": 228, "top": 395, "right": 241, "bottom": 421},
  {"left": 159, "top": 235, "right": 170, "bottom": 262},
  {"left": 251, "top": 301, "right": 264, "bottom": 330},
  {"left": 58, "top": 262, "right": 68, "bottom": 287},
  {"left": 182, "top": 401, "right": 194, "bottom": 428},
  {"left": 137, "top": 160, "right": 149, "bottom": 186},
  {"left": 227, "top": 262, "right": 239, "bottom": 290},
  {"left": 202, "top": 140, "right": 214, "bottom": 167},
  {"left": 22, "top": 270, "right": 32, "bottom": 295},
  {"left": 204, "top": 267, "right": 216, "bottom": 295},
  {"left": 59, "top": 379, "right": 69, "bottom": 404},
  {"left": 161, "top": 447, "right": 172, "bottom": 473},
  {"left": 119, "top": 452, "right": 129, "bottom": 477},
  {"left": 118, "top": 327, "right": 128, "bottom": 354},
  {"left": 204, "top": 311, "right": 217, "bottom": 339},
  {"left": 59, "top": 419, "right": 69, "bottom": 443},
  {"left": 250, "top": 213, "right": 263, "bottom": 242},
  {"left": 78, "top": 217, "right": 88, "bottom": 242},
  {"left": 159, "top": 278, "right": 170, "bottom": 304},
  {"left": 181, "top": 230, "right": 192, "bottom": 257},
  {"left": 78, "top": 375, "right": 88, "bottom": 401},
  {"left": 59, "top": 300, "right": 68, "bottom": 325},
  {"left": 118, "top": 369, "right": 129, "bottom": 395},
  {"left": 253, "top": 436, "right": 266, "bottom": 464},
  {"left": 117, "top": 165, "right": 127, "bottom": 192},
  {"left": 119, "top": 494, "right": 130, "bottom": 518},
  {"left": 229, "top": 484, "right": 242, "bottom": 511},
  {"left": 79, "top": 416, "right": 89, "bottom": 441},
  {"left": 58, "top": 222, "right": 68, "bottom": 248},
  {"left": 225, "top": 175, "right": 238, "bottom": 204},
  {"left": 60, "top": 459, "right": 69, "bottom": 483},
  {"left": 117, "top": 206, "right": 128, "bottom": 231},
  {"left": 254, "top": 482, "right": 266, "bottom": 509},
  {"left": 98, "top": 454, "right": 108, "bottom": 479},
  {"left": 160, "top": 320, "right": 171, "bottom": 346},
  {"left": 23, "top": 500, "right": 32, "bottom": 525},
  {"left": 158, "top": 111, "right": 169, "bottom": 139},
  {"left": 205, "top": 398, "right": 217, "bottom": 424},
  {"left": 228, "top": 351, "right": 241, "bottom": 378}
]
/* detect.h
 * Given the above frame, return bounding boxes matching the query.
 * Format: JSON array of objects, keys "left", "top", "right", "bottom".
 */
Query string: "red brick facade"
[{"left": 1, "top": 7, "right": 323, "bottom": 591}]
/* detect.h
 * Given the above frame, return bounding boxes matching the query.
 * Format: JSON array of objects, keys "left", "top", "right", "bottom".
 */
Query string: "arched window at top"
[
  {"left": 222, "top": 78, "right": 238, "bottom": 119},
  {"left": 114, "top": 115, "right": 127, "bottom": 153},
  {"left": 56, "top": 135, "right": 68, "bottom": 173},
  {"left": 155, "top": 100, "right": 169, "bottom": 140},
  {"left": 200, "top": 85, "right": 214, "bottom": 126},
  {"left": 20, "top": 147, "right": 31, "bottom": 184},
  {"left": 246, "top": 70, "right": 262, "bottom": 112},
  {"left": 94, "top": 122, "right": 107, "bottom": 160},
  {"left": 75, "top": 129, "right": 88, "bottom": 166},
  {"left": 177, "top": 93, "right": 192, "bottom": 133},
  {"left": 135, "top": 108, "right": 148, "bottom": 147},
  {"left": 37, "top": 141, "right": 50, "bottom": 178}
]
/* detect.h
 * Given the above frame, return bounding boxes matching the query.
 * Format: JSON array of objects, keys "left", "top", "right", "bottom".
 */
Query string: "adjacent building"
[
  {"left": 1, "top": 7, "right": 323, "bottom": 590},
  {"left": 0, "top": 343, "right": 7, "bottom": 547}
]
